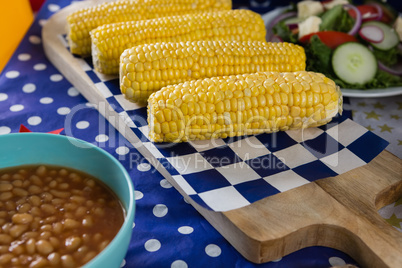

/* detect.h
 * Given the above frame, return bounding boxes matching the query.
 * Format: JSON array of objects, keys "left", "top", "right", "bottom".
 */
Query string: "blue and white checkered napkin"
[{"left": 66, "top": 38, "right": 389, "bottom": 212}]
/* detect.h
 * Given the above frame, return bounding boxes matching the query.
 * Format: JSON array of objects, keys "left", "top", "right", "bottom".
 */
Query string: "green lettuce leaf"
[
  {"left": 319, "top": 5, "right": 354, "bottom": 32},
  {"left": 305, "top": 35, "right": 334, "bottom": 75},
  {"left": 272, "top": 21, "right": 298, "bottom": 43},
  {"left": 304, "top": 35, "right": 402, "bottom": 89},
  {"left": 372, "top": 46, "right": 399, "bottom": 66}
]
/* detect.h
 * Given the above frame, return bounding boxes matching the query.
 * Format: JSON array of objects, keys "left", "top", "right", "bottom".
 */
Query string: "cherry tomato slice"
[
  {"left": 299, "top": 31, "right": 358, "bottom": 49},
  {"left": 348, "top": 4, "right": 393, "bottom": 23}
]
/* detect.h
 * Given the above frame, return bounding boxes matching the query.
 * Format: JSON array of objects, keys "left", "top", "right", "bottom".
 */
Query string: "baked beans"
[{"left": 0, "top": 165, "right": 125, "bottom": 267}]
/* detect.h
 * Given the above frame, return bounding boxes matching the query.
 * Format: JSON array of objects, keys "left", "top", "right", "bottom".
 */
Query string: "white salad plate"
[{"left": 340, "top": 87, "right": 402, "bottom": 98}]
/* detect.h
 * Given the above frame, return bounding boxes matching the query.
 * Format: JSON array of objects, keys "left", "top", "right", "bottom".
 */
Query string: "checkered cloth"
[{"left": 64, "top": 35, "right": 389, "bottom": 212}]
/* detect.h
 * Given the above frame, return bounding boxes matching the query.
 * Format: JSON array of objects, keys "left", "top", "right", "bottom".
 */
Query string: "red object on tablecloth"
[
  {"left": 19, "top": 124, "right": 64, "bottom": 134},
  {"left": 30, "top": 0, "right": 45, "bottom": 12}
]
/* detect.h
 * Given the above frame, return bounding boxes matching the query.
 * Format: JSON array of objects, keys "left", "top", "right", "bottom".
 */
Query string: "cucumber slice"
[
  {"left": 361, "top": 21, "right": 399, "bottom": 50},
  {"left": 332, "top": 42, "right": 377, "bottom": 85}
]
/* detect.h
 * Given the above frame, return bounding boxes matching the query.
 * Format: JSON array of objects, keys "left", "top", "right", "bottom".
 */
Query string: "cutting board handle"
[
  {"left": 220, "top": 151, "right": 402, "bottom": 266},
  {"left": 316, "top": 151, "right": 402, "bottom": 268},
  {"left": 331, "top": 202, "right": 402, "bottom": 268}
]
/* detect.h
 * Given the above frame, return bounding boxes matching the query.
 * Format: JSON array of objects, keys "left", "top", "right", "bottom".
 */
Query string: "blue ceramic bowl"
[{"left": 0, "top": 133, "right": 135, "bottom": 268}]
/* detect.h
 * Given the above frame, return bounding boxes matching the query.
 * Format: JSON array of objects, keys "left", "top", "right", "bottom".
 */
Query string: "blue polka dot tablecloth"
[{"left": 0, "top": 0, "right": 394, "bottom": 267}]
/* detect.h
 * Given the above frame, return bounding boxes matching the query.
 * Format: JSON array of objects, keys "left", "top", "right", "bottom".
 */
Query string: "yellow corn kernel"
[
  {"left": 161, "top": 122, "right": 170, "bottom": 134},
  {"left": 290, "top": 106, "right": 301, "bottom": 117},
  {"left": 148, "top": 71, "right": 342, "bottom": 142},
  {"left": 120, "top": 41, "right": 306, "bottom": 103}
]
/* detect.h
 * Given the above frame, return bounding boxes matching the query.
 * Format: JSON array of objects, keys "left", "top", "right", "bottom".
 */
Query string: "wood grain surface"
[{"left": 42, "top": 2, "right": 402, "bottom": 267}]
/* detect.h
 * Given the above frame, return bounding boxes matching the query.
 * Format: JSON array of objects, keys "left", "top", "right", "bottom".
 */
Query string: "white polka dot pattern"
[
  {"left": 328, "top": 257, "right": 346, "bottom": 266},
  {"left": 22, "top": 83, "right": 36, "bottom": 93},
  {"left": 160, "top": 179, "right": 173, "bottom": 188},
  {"left": 85, "top": 102, "right": 95, "bottom": 108},
  {"left": 10, "top": 105, "right": 24, "bottom": 112},
  {"left": 5, "top": 71, "right": 20, "bottom": 79},
  {"left": 95, "top": 134, "right": 109, "bottom": 142},
  {"left": 28, "top": 116, "right": 42, "bottom": 126},
  {"left": 40, "top": 97, "right": 53, "bottom": 104},
  {"left": 18, "top": 54, "right": 31, "bottom": 61},
  {"left": 178, "top": 226, "right": 193, "bottom": 234},
  {"left": 153, "top": 204, "right": 168, "bottom": 218},
  {"left": 171, "top": 260, "right": 188, "bottom": 268},
  {"left": 0, "top": 93, "right": 8, "bottom": 101},
  {"left": 48, "top": 4, "right": 60, "bottom": 12},
  {"left": 137, "top": 163, "right": 151, "bottom": 172},
  {"left": 50, "top": 74, "right": 63, "bottom": 82},
  {"left": 205, "top": 244, "right": 221, "bottom": 257},
  {"left": 76, "top": 121, "right": 89, "bottom": 129},
  {"left": 116, "top": 146, "right": 129, "bottom": 155},
  {"left": 134, "top": 191, "right": 143, "bottom": 200},
  {"left": 67, "top": 87, "right": 80, "bottom": 96},
  {"left": 57, "top": 107, "right": 70, "bottom": 115},
  {"left": 29, "top": 35, "right": 41, "bottom": 44},
  {"left": 144, "top": 239, "right": 161, "bottom": 252},
  {"left": 39, "top": 19, "right": 47, "bottom": 26},
  {"left": 33, "top": 63, "right": 47, "bottom": 71},
  {"left": 0, "top": 126, "right": 11, "bottom": 135}
]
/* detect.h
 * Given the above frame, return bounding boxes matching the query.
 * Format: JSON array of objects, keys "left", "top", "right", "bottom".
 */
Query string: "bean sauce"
[{"left": 0, "top": 165, "right": 125, "bottom": 267}]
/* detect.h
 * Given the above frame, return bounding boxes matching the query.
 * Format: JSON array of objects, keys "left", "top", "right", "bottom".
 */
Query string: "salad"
[{"left": 268, "top": 0, "right": 402, "bottom": 90}]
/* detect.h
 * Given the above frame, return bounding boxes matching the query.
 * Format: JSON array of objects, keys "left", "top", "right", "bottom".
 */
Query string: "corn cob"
[
  {"left": 91, "top": 10, "right": 266, "bottom": 75},
  {"left": 147, "top": 71, "right": 342, "bottom": 143},
  {"left": 120, "top": 41, "right": 306, "bottom": 103},
  {"left": 67, "top": 0, "right": 232, "bottom": 56}
]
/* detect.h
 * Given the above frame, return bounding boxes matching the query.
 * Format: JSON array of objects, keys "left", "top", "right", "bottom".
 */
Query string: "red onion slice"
[
  {"left": 367, "top": 3, "right": 383, "bottom": 21},
  {"left": 287, "top": 23, "right": 298, "bottom": 30},
  {"left": 344, "top": 4, "right": 362, "bottom": 35},
  {"left": 359, "top": 25, "right": 384, "bottom": 43},
  {"left": 269, "top": 11, "right": 297, "bottom": 30},
  {"left": 378, "top": 61, "right": 402, "bottom": 76},
  {"left": 269, "top": 35, "right": 283, "bottom": 43}
]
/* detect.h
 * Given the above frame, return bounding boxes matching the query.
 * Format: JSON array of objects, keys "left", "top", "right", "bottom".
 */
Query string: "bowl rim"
[{"left": 0, "top": 133, "right": 135, "bottom": 267}]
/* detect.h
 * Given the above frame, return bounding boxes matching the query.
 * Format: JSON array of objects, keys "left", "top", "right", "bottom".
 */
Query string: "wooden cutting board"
[{"left": 42, "top": 2, "right": 402, "bottom": 267}]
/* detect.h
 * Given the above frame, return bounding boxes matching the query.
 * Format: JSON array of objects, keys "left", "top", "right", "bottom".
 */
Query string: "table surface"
[{"left": 0, "top": 1, "right": 401, "bottom": 267}]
